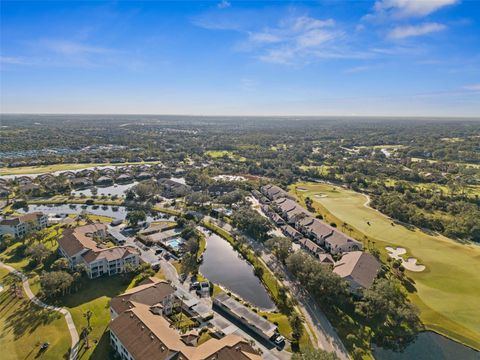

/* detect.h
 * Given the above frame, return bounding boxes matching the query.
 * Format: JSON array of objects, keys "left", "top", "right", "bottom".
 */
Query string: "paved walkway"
[{"left": 0, "top": 261, "right": 80, "bottom": 360}]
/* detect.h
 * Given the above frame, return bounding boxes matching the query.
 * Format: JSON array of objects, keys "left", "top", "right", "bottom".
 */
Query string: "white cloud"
[
  {"left": 371, "top": 0, "right": 458, "bottom": 19},
  {"left": 248, "top": 32, "right": 282, "bottom": 44},
  {"left": 258, "top": 47, "right": 296, "bottom": 64},
  {"left": 1, "top": 39, "right": 129, "bottom": 69},
  {"left": 290, "top": 17, "right": 335, "bottom": 31},
  {"left": 217, "top": 0, "right": 231, "bottom": 9},
  {"left": 388, "top": 22, "right": 446, "bottom": 39},
  {"left": 242, "top": 16, "right": 340, "bottom": 64},
  {"left": 40, "top": 39, "right": 110, "bottom": 55},
  {"left": 0, "top": 56, "right": 30, "bottom": 65},
  {"left": 297, "top": 28, "right": 337, "bottom": 47},
  {"left": 344, "top": 65, "right": 372, "bottom": 74},
  {"left": 463, "top": 84, "right": 480, "bottom": 91}
]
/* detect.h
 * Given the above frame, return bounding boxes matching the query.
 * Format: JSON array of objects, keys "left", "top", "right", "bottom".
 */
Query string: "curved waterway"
[
  {"left": 373, "top": 331, "right": 479, "bottom": 360},
  {"left": 198, "top": 228, "right": 275, "bottom": 310}
]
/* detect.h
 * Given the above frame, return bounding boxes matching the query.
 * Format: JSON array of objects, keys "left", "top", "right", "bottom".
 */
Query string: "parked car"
[{"left": 273, "top": 335, "right": 285, "bottom": 345}]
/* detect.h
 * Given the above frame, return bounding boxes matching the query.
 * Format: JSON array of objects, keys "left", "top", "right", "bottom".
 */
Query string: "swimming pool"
[{"left": 165, "top": 238, "right": 184, "bottom": 250}]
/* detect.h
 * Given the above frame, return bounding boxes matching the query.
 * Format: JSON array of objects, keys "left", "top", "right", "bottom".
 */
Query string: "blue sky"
[{"left": 1, "top": 0, "right": 479, "bottom": 116}]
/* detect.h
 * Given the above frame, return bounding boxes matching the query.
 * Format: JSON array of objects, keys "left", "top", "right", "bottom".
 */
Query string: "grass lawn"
[
  {"left": 380, "top": 178, "right": 480, "bottom": 198},
  {"left": 299, "top": 165, "right": 332, "bottom": 176},
  {"left": 0, "top": 269, "right": 71, "bottom": 360},
  {"left": 57, "top": 275, "right": 135, "bottom": 360},
  {"left": 197, "top": 330, "right": 213, "bottom": 345},
  {"left": 410, "top": 157, "right": 480, "bottom": 169},
  {"left": 205, "top": 150, "right": 246, "bottom": 162},
  {"left": 152, "top": 205, "right": 182, "bottom": 216},
  {"left": 290, "top": 182, "right": 480, "bottom": 350},
  {"left": 169, "top": 310, "right": 197, "bottom": 332},
  {"left": 0, "top": 161, "right": 163, "bottom": 176},
  {"left": 197, "top": 232, "right": 206, "bottom": 260},
  {"left": 29, "top": 196, "right": 124, "bottom": 206}
]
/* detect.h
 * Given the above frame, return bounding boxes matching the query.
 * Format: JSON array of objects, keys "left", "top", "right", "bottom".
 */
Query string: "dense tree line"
[{"left": 285, "top": 251, "right": 420, "bottom": 353}]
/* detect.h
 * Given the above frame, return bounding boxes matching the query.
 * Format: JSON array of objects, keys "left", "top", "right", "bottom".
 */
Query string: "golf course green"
[{"left": 290, "top": 182, "right": 480, "bottom": 350}]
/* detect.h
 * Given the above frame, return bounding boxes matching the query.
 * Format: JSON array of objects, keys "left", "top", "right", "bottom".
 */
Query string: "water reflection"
[
  {"left": 373, "top": 331, "right": 479, "bottom": 360},
  {"left": 198, "top": 228, "right": 275, "bottom": 310},
  {"left": 17, "top": 204, "right": 174, "bottom": 222}
]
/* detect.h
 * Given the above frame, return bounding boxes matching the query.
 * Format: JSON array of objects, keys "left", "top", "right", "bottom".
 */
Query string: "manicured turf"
[
  {"left": 411, "top": 157, "right": 480, "bottom": 169},
  {"left": 204, "top": 150, "right": 246, "bottom": 162},
  {"left": 0, "top": 161, "right": 163, "bottom": 176},
  {"left": 58, "top": 275, "right": 135, "bottom": 360},
  {"left": 290, "top": 182, "right": 480, "bottom": 350},
  {"left": 299, "top": 165, "right": 332, "bottom": 176},
  {"left": 0, "top": 269, "right": 71, "bottom": 360},
  {"left": 0, "top": 239, "right": 134, "bottom": 359},
  {"left": 380, "top": 178, "right": 480, "bottom": 198}
]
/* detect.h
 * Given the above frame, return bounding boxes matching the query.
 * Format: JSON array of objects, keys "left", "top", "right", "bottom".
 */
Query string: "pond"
[
  {"left": 373, "top": 331, "right": 479, "bottom": 360},
  {"left": 71, "top": 182, "right": 138, "bottom": 197},
  {"left": 17, "top": 204, "right": 175, "bottom": 222},
  {"left": 198, "top": 228, "right": 275, "bottom": 311}
]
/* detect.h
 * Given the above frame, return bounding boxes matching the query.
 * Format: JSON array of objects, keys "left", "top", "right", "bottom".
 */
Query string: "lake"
[
  {"left": 373, "top": 331, "right": 479, "bottom": 360},
  {"left": 71, "top": 182, "right": 138, "bottom": 197},
  {"left": 17, "top": 204, "right": 175, "bottom": 222},
  {"left": 198, "top": 228, "right": 275, "bottom": 310}
]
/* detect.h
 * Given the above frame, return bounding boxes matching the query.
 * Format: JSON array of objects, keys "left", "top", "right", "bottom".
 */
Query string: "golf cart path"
[{"left": 0, "top": 261, "right": 80, "bottom": 360}]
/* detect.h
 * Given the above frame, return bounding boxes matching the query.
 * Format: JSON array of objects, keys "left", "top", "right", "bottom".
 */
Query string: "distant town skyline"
[{"left": 1, "top": 1, "right": 479, "bottom": 117}]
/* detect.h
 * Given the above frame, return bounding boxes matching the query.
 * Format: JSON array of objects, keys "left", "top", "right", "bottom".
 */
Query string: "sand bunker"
[
  {"left": 386, "top": 246, "right": 406, "bottom": 258},
  {"left": 297, "top": 187, "right": 308, "bottom": 191},
  {"left": 0, "top": 284, "right": 3, "bottom": 293},
  {"left": 314, "top": 194, "right": 328, "bottom": 198},
  {"left": 386, "top": 246, "right": 425, "bottom": 272},
  {"left": 404, "top": 258, "right": 426, "bottom": 272}
]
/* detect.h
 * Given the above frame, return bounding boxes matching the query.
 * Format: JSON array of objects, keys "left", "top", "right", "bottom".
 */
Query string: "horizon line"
[{"left": 1, "top": 112, "right": 479, "bottom": 120}]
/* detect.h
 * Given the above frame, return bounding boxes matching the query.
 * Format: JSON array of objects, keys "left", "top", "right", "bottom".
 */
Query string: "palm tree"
[
  {"left": 83, "top": 310, "right": 93, "bottom": 330},
  {"left": 81, "top": 310, "right": 93, "bottom": 348}
]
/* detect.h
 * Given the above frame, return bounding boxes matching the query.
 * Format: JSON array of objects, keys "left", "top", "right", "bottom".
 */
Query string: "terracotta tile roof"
[
  {"left": 110, "top": 302, "right": 260, "bottom": 360},
  {"left": 81, "top": 246, "right": 137, "bottom": 264},
  {"left": 57, "top": 223, "right": 107, "bottom": 257},
  {"left": 110, "top": 279, "right": 175, "bottom": 315},
  {"left": 0, "top": 212, "right": 45, "bottom": 226}
]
